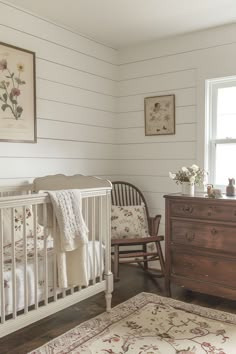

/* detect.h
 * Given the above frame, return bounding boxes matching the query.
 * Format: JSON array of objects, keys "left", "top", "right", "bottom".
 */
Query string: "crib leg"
[{"left": 105, "top": 272, "right": 113, "bottom": 312}]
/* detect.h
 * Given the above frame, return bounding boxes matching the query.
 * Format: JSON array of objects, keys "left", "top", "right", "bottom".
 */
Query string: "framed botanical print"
[
  {"left": 0, "top": 41, "right": 36, "bottom": 143},
  {"left": 144, "top": 94, "right": 175, "bottom": 136}
]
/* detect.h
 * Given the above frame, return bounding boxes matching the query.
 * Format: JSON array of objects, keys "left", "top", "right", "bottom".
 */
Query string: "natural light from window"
[
  {"left": 216, "top": 87, "right": 236, "bottom": 185},
  {"left": 217, "top": 87, "right": 236, "bottom": 139},
  {"left": 207, "top": 79, "right": 236, "bottom": 187}
]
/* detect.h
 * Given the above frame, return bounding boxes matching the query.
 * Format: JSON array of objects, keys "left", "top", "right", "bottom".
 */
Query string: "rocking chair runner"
[{"left": 111, "top": 181, "right": 165, "bottom": 281}]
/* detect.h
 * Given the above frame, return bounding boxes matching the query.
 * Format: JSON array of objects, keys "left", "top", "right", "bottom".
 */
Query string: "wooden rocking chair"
[{"left": 111, "top": 181, "right": 165, "bottom": 281}]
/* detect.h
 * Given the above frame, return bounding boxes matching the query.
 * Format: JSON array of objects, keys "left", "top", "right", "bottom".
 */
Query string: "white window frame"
[{"left": 206, "top": 76, "right": 236, "bottom": 188}]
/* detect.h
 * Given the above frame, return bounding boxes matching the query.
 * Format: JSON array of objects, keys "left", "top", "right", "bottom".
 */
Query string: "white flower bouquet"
[{"left": 169, "top": 164, "right": 207, "bottom": 186}]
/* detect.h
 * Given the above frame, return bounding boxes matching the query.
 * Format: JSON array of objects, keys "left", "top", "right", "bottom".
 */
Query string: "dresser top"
[{"left": 164, "top": 192, "right": 236, "bottom": 202}]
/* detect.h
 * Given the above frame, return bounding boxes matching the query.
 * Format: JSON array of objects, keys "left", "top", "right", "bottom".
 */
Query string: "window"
[{"left": 206, "top": 77, "right": 236, "bottom": 187}]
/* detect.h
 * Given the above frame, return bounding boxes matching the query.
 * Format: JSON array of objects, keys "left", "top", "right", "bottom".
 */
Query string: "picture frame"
[
  {"left": 144, "top": 94, "right": 175, "bottom": 136},
  {"left": 0, "top": 41, "right": 36, "bottom": 143}
]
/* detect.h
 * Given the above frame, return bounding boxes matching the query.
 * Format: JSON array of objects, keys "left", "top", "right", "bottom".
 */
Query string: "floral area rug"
[{"left": 29, "top": 292, "right": 236, "bottom": 354}]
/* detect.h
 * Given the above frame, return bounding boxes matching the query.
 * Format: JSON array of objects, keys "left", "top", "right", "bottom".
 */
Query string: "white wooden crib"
[{"left": 0, "top": 174, "right": 113, "bottom": 338}]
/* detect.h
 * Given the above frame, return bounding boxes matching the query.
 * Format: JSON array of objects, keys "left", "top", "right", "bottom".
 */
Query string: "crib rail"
[
  {"left": 0, "top": 186, "right": 112, "bottom": 338},
  {"left": 0, "top": 184, "right": 33, "bottom": 197}
]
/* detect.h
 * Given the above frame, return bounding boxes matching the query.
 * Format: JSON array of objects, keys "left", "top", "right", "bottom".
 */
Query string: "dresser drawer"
[
  {"left": 171, "top": 220, "right": 236, "bottom": 253},
  {"left": 165, "top": 194, "right": 236, "bottom": 300},
  {"left": 172, "top": 252, "right": 236, "bottom": 287},
  {"left": 170, "top": 200, "right": 236, "bottom": 222}
]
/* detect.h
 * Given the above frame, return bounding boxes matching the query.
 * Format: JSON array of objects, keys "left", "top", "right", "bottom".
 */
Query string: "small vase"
[
  {"left": 181, "top": 182, "right": 194, "bottom": 196},
  {"left": 226, "top": 178, "right": 235, "bottom": 196}
]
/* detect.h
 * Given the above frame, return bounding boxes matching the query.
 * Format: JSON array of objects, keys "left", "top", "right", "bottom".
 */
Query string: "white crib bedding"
[{"left": 2, "top": 235, "right": 104, "bottom": 315}]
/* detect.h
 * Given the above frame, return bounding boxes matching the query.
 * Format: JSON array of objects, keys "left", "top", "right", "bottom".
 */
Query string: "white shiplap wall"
[
  {"left": 1, "top": 1, "right": 236, "bottom": 237},
  {"left": 116, "top": 24, "right": 236, "bottom": 235},
  {"left": 0, "top": 1, "right": 117, "bottom": 185}
]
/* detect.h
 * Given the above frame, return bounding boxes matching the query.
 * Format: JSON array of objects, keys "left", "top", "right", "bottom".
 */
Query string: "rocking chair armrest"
[
  {"left": 148, "top": 214, "right": 161, "bottom": 236},
  {"left": 111, "top": 235, "right": 164, "bottom": 246}
]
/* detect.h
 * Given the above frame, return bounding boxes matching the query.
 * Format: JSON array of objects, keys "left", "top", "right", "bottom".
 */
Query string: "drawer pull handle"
[
  {"left": 182, "top": 205, "right": 193, "bottom": 213},
  {"left": 185, "top": 232, "right": 195, "bottom": 241},
  {"left": 211, "top": 228, "right": 217, "bottom": 235}
]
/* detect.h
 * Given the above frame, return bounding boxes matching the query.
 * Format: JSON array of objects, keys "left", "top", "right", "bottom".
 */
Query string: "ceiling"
[{"left": 6, "top": 0, "right": 236, "bottom": 48}]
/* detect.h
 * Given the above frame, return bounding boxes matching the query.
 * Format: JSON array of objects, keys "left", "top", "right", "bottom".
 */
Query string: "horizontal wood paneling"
[
  {"left": 37, "top": 79, "right": 115, "bottom": 112},
  {"left": 118, "top": 23, "right": 236, "bottom": 64},
  {"left": 0, "top": 2, "right": 117, "bottom": 182},
  {"left": 0, "top": 24, "right": 117, "bottom": 80},
  {"left": 110, "top": 159, "right": 195, "bottom": 177},
  {"left": 114, "top": 28, "right": 236, "bottom": 259},
  {"left": 118, "top": 88, "right": 196, "bottom": 112},
  {"left": 120, "top": 42, "right": 236, "bottom": 83},
  {"left": 115, "top": 105, "right": 196, "bottom": 128},
  {"left": 0, "top": 1, "right": 117, "bottom": 63},
  {"left": 0, "top": 158, "right": 113, "bottom": 178},
  {"left": 115, "top": 31, "right": 200, "bottom": 258},
  {"left": 37, "top": 59, "right": 116, "bottom": 96},
  {"left": 144, "top": 192, "right": 166, "bottom": 211},
  {"left": 118, "top": 69, "right": 196, "bottom": 96},
  {"left": 116, "top": 26, "right": 236, "bottom": 245},
  {"left": 38, "top": 119, "right": 114, "bottom": 143},
  {"left": 119, "top": 53, "right": 197, "bottom": 81},
  {"left": 37, "top": 100, "right": 114, "bottom": 128},
  {"left": 115, "top": 124, "right": 195, "bottom": 144},
  {"left": 0, "top": 140, "right": 114, "bottom": 159},
  {"left": 116, "top": 142, "right": 195, "bottom": 160}
]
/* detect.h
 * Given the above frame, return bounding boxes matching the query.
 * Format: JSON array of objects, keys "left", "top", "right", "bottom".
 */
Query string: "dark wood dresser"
[{"left": 165, "top": 193, "right": 236, "bottom": 300}]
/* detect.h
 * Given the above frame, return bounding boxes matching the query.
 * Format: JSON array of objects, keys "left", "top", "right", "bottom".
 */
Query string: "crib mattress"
[{"left": 2, "top": 235, "right": 104, "bottom": 315}]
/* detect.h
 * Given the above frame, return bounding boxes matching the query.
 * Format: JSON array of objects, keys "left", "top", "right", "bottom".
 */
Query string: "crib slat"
[
  {"left": 33, "top": 205, "right": 38, "bottom": 310},
  {"left": 23, "top": 206, "right": 28, "bottom": 314},
  {"left": 105, "top": 193, "right": 111, "bottom": 274},
  {"left": 84, "top": 198, "right": 89, "bottom": 289},
  {"left": 11, "top": 208, "right": 16, "bottom": 319},
  {"left": 53, "top": 210, "right": 57, "bottom": 302},
  {"left": 43, "top": 204, "right": 48, "bottom": 306},
  {"left": 99, "top": 196, "right": 103, "bottom": 282},
  {"left": 84, "top": 198, "right": 88, "bottom": 225},
  {"left": 92, "top": 197, "right": 96, "bottom": 285},
  {"left": 0, "top": 209, "right": 5, "bottom": 324}
]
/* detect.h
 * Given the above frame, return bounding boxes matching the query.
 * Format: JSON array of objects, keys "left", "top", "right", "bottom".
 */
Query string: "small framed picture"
[
  {"left": 0, "top": 41, "right": 36, "bottom": 143},
  {"left": 144, "top": 94, "right": 175, "bottom": 136}
]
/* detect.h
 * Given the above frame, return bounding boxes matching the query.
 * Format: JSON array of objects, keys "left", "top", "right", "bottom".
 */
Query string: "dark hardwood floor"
[{"left": 1, "top": 264, "right": 236, "bottom": 353}]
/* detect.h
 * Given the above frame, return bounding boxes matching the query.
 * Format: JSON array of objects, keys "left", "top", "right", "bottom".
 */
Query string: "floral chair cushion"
[
  {"left": 3, "top": 206, "right": 43, "bottom": 246},
  {"left": 111, "top": 204, "right": 149, "bottom": 239}
]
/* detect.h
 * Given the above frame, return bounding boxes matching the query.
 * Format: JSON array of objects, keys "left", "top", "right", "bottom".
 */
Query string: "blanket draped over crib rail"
[{"left": 48, "top": 189, "right": 89, "bottom": 288}]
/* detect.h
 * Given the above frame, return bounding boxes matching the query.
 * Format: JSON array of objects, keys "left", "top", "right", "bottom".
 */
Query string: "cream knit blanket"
[{"left": 48, "top": 190, "right": 89, "bottom": 288}]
